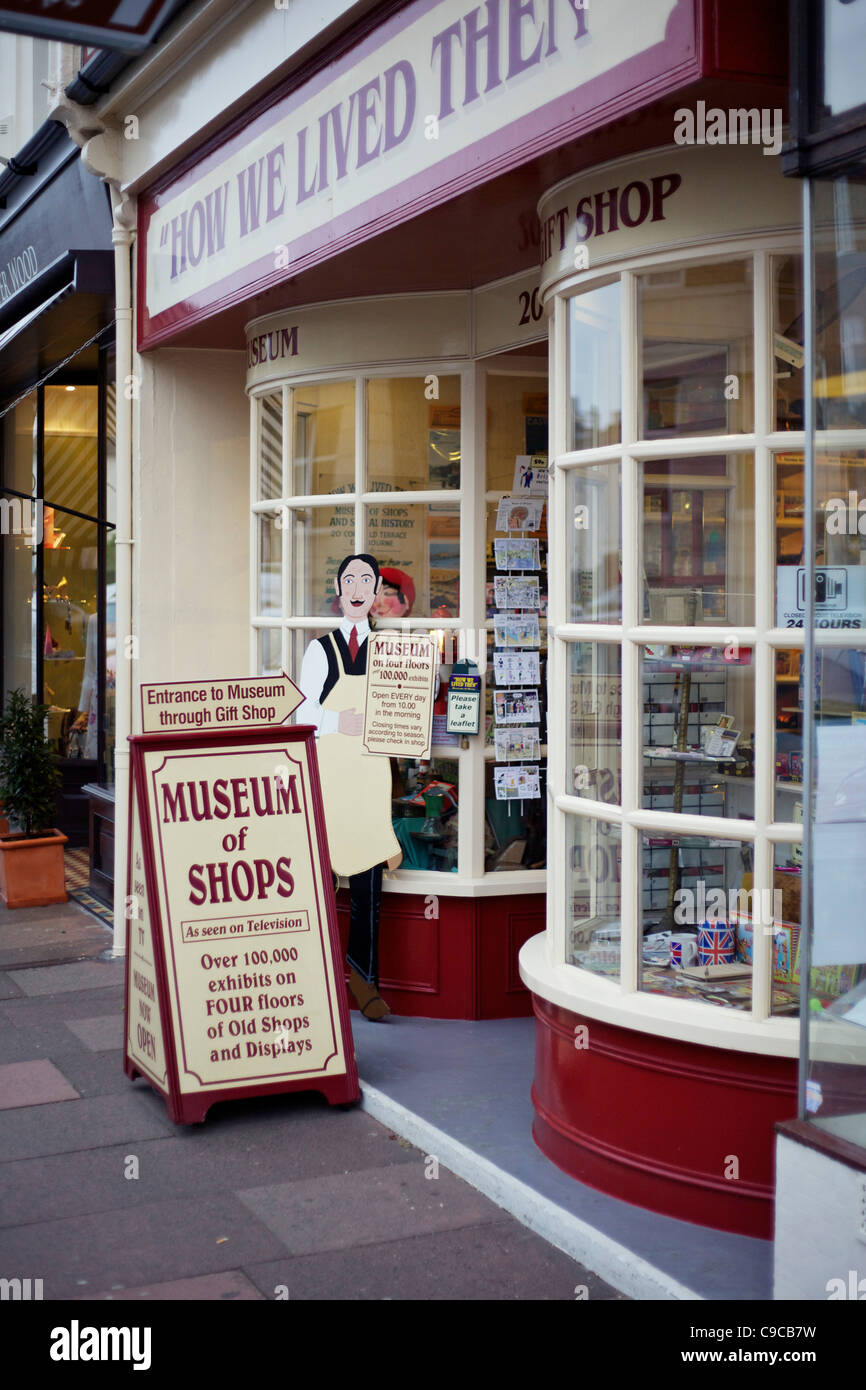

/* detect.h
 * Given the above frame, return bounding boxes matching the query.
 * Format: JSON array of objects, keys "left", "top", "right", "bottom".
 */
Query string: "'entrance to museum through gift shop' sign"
[
  {"left": 125, "top": 674, "right": 360, "bottom": 1123},
  {"left": 140, "top": 675, "right": 301, "bottom": 732}
]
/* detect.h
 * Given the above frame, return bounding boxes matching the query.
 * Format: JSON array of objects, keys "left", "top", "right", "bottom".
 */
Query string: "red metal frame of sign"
[
  {"left": 123, "top": 724, "right": 360, "bottom": 1123},
  {"left": 0, "top": 1, "right": 183, "bottom": 53}
]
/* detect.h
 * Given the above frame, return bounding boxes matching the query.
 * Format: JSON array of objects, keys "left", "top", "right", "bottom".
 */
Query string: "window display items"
[
  {"left": 494, "top": 727, "right": 540, "bottom": 761},
  {"left": 494, "top": 576, "right": 539, "bottom": 609},
  {"left": 513, "top": 455, "right": 550, "bottom": 496},
  {"left": 494, "top": 689, "right": 540, "bottom": 725},
  {"left": 297, "top": 554, "right": 402, "bottom": 1021},
  {"left": 494, "top": 538, "right": 540, "bottom": 571},
  {"left": 697, "top": 921, "right": 737, "bottom": 966},
  {"left": 370, "top": 567, "right": 415, "bottom": 619},
  {"left": 494, "top": 765, "right": 541, "bottom": 801},
  {"left": 493, "top": 615, "right": 540, "bottom": 649},
  {"left": 493, "top": 651, "right": 541, "bottom": 685},
  {"left": 496, "top": 496, "right": 544, "bottom": 532}
]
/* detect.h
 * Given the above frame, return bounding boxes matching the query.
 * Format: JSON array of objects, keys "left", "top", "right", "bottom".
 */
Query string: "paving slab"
[
  {"left": 0, "top": 906, "right": 112, "bottom": 971},
  {"left": 0, "top": 1111, "right": 419, "bottom": 1227},
  {"left": 0, "top": 1020, "right": 93, "bottom": 1064},
  {"left": 0, "top": 1059, "right": 80, "bottom": 1110},
  {"left": 244, "top": 1219, "right": 628, "bottom": 1301},
  {"left": 0, "top": 990, "right": 124, "bottom": 1026},
  {"left": 50, "top": 1050, "right": 134, "bottom": 1099},
  {"left": 0, "top": 1195, "right": 288, "bottom": 1301},
  {"left": 65, "top": 1015, "right": 125, "bottom": 1052},
  {"left": 0, "top": 973, "right": 24, "bottom": 1000},
  {"left": 0, "top": 1092, "right": 173, "bottom": 1162},
  {"left": 74, "top": 1271, "right": 265, "bottom": 1301},
  {"left": 10, "top": 961, "right": 126, "bottom": 997},
  {"left": 238, "top": 1162, "right": 506, "bottom": 1255}
]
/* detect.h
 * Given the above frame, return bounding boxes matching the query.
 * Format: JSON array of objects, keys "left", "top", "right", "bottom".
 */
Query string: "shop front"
[
  {"left": 0, "top": 121, "right": 116, "bottom": 856},
  {"left": 110, "top": 0, "right": 800, "bottom": 1232}
]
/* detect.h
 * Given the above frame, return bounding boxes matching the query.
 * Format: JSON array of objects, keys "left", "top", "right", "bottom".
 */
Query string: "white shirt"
[{"left": 297, "top": 619, "right": 369, "bottom": 736}]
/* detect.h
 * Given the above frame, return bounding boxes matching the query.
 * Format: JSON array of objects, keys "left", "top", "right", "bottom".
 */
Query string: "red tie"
[{"left": 348, "top": 627, "right": 359, "bottom": 661}]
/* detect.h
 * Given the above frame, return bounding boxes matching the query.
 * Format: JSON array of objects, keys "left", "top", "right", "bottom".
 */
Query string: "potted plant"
[{"left": 0, "top": 689, "right": 67, "bottom": 908}]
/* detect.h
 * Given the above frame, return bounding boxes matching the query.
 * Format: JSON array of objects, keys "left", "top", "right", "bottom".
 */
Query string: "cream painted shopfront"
[{"left": 123, "top": 0, "right": 806, "bottom": 1234}]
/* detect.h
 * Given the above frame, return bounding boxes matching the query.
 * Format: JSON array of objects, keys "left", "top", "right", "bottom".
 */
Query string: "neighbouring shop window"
[
  {"left": 804, "top": 176, "right": 866, "bottom": 1146},
  {"left": 1, "top": 368, "right": 116, "bottom": 812}
]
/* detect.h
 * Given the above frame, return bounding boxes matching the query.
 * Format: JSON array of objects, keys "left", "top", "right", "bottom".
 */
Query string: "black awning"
[{"left": 0, "top": 260, "right": 114, "bottom": 409}]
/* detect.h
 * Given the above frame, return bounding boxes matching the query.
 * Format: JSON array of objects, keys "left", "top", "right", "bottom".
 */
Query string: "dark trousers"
[{"left": 346, "top": 863, "right": 383, "bottom": 985}]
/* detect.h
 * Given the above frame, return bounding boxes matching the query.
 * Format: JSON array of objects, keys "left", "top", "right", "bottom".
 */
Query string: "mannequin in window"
[{"left": 297, "top": 554, "right": 402, "bottom": 1021}]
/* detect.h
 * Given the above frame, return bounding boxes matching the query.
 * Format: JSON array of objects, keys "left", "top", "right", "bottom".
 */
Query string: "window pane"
[
  {"left": 641, "top": 831, "right": 751, "bottom": 1010},
  {"left": 258, "top": 391, "right": 283, "bottom": 500},
  {"left": 773, "top": 255, "right": 804, "bottom": 431},
  {"left": 486, "top": 372, "right": 547, "bottom": 491},
  {"left": 770, "top": 845, "right": 802, "bottom": 1019},
  {"left": 567, "top": 462, "right": 621, "bottom": 622},
  {"left": 639, "top": 261, "right": 753, "bottom": 437},
  {"left": 291, "top": 503, "right": 355, "bottom": 617},
  {"left": 44, "top": 385, "right": 98, "bottom": 517},
  {"left": 642, "top": 455, "right": 753, "bottom": 627},
  {"left": 813, "top": 177, "right": 866, "bottom": 432},
  {"left": 258, "top": 627, "right": 282, "bottom": 676},
  {"left": 2, "top": 394, "right": 36, "bottom": 494},
  {"left": 569, "top": 281, "right": 620, "bottom": 450},
  {"left": 641, "top": 645, "right": 755, "bottom": 820},
  {"left": 292, "top": 381, "right": 354, "bottom": 496},
  {"left": 568, "top": 643, "right": 621, "bottom": 804},
  {"left": 368, "top": 375, "right": 460, "bottom": 492},
  {"left": 393, "top": 756, "right": 459, "bottom": 872},
  {"left": 1, "top": 492, "right": 36, "bottom": 698},
  {"left": 367, "top": 502, "right": 459, "bottom": 618},
  {"left": 774, "top": 647, "right": 803, "bottom": 821},
  {"left": 43, "top": 510, "right": 99, "bottom": 758},
  {"left": 568, "top": 816, "right": 621, "bottom": 979},
  {"left": 258, "top": 511, "right": 282, "bottom": 616},
  {"left": 485, "top": 626, "right": 547, "bottom": 869}
]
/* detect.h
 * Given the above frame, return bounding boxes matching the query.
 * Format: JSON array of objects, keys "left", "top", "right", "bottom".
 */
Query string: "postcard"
[
  {"left": 496, "top": 496, "right": 544, "bottom": 532},
  {"left": 494, "top": 575, "right": 540, "bottom": 609},
  {"left": 493, "top": 689, "right": 541, "bottom": 724},
  {"left": 494, "top": 727, "right": 541, "bottom": 761},
  {"left": 494, "top": 765, "right": 541, "bottom": 800},
  {"left": 493, "top": 650, "right": 541, "bottom": 685},
  {"left": 494, "top": 537, "right": 540, "bottom": 571},
  {"left": 493, "top": 614, "right": 540, "bottom": 648}
]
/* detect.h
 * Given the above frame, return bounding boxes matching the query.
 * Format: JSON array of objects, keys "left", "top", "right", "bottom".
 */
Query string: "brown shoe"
[{"left": 347, "top": 967, "right": 391, "bottom": 1021}]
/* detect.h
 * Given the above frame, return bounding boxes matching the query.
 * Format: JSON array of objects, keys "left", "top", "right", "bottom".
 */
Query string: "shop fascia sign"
[
  {"left": 141, "top": 0, "right": 694, "bottom": 344},
  {"left": 537, "top": 143, "right": 801, "bottom": 295}
]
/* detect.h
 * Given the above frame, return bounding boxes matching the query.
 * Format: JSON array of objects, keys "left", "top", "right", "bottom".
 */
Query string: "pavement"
[{"left": 0, "top": 897, "right": 626, "bottom": 1302}]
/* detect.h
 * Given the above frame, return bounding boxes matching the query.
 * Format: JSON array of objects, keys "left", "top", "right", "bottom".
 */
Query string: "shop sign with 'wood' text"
[{"left": 140, "top": 0, "right": 694, "bottom": 344}]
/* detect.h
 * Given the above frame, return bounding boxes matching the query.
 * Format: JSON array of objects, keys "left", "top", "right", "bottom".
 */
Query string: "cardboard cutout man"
[{"left": 298, "top": 554, "right": 401, "bottom": 1021}]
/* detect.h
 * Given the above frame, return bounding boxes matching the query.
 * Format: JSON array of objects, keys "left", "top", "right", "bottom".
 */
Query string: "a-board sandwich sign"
[{"left": 124, "top": 722, "right": 359, "bottom": 1123}]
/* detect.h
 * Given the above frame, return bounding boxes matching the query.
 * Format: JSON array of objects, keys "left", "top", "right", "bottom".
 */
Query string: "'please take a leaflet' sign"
[{"left": 125, "top": 724, "right": 359, "bottom": 1123}]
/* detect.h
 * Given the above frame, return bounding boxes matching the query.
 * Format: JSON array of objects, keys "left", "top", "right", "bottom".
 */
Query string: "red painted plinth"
[
  {"left": 336, "top": 889, "right": 542, "bottom": 1020},
  {"left": 530, "top": 995, "right": 797, "bottom": 1239}
]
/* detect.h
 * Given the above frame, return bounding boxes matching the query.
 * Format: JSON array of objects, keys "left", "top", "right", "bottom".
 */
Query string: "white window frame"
[
  {"left": 249, "top": 355, "right": 550, "bottom": 897},
  {"left": 547, "top": 233, "right": 809, "bottom": 1049}
]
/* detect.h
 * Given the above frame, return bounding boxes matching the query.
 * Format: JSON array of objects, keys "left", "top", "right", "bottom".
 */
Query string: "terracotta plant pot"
[{"left": 0, "top": 829, "right": 69, "bottom": 908}]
